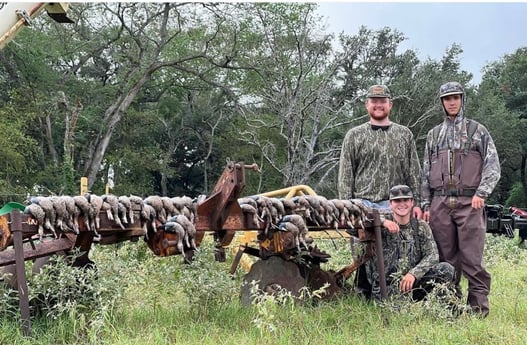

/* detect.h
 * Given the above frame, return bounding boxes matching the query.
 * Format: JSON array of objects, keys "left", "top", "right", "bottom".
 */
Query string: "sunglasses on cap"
[
  {"left": 389, "top": 185, "right": 413, "bottom": 200},
  {"left": 390, "top": 185, "right": 410, "bottom": 194}
]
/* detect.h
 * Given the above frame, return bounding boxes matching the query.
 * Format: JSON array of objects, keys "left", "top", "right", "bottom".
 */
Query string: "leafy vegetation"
[
  {"left": 0, "top": 3, "right": 525, "bottom": 203},
  {"left": 1, "top": 235, "right": 526, "bottom": 344}
]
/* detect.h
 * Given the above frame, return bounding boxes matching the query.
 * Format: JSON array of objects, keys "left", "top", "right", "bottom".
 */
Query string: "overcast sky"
[{"left": 316, "top": 1, "right": 527, "bottom": 85}]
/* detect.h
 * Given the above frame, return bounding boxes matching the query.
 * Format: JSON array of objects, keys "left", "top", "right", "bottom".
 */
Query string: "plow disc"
[{"left": 240, "top": 255, "right": 342, "bottom": 305}]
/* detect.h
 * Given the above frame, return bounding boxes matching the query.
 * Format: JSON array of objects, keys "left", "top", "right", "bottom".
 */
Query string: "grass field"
[{"left": 1, "top": 233, "right": 526, "bottom": 345}]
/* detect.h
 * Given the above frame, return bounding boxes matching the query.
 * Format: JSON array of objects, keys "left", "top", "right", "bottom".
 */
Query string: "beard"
[{"left": 369, "top": 109, "right": 389, "bottom": 121}]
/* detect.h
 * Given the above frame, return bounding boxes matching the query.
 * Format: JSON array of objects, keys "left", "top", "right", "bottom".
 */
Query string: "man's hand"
[
  {"left": 399, "top": 273, "right": 416, "bottom": 293},
  {"left": 413, "top": 206, "right": 423, "bottom": 220},
  {"left": 422, "top": 210, "right": 430, "bottom": 223},
  {"left": 472, "top": 195, "right": 485, "bottom": 209},
  {"left": 383, "top": 219, "right": 400, "bottom": 234}
]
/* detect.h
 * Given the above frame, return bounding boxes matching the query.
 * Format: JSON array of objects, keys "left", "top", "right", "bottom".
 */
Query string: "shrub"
[
  {"left": 27, "top": 249, "right": 124, "bottom": 335},
  {"left": 505, "top": 181, "right": 527, "bottom": 208}
]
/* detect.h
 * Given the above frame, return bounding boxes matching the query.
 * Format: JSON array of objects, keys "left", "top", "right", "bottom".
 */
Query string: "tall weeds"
[{"left": 0, "top": 234, "right": 526, "bottom": 344}]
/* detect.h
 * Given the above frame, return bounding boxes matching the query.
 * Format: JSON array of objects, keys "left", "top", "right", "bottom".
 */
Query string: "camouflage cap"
[
  {"left": 366, "top": 85, "right": 391, "bottom": 98},
  {"left": 439, "top": 82, "right": 464, "bottom": 98},
  {"left": 389, "top": 185, "right": 413, "bottom": 200}
]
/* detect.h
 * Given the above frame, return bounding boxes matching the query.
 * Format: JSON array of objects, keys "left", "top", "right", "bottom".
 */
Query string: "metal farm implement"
[{"left": 0, "top": 160, "right": 387, "bottom": 336}]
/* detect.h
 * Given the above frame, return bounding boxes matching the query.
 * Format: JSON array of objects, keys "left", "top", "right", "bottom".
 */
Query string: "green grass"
[{"left": 1, "top": 234, "right": 526, "bottom": 345}]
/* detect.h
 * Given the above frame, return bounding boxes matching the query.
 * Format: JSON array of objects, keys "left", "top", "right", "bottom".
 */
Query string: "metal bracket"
[{"left": 15, "top": 10, "right": 32, "bottom": 26}]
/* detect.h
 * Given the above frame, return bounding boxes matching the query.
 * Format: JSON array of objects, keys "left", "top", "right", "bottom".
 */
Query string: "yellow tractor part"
[{"left": 230, "top": 185, "right": 350, "bottom": 272}]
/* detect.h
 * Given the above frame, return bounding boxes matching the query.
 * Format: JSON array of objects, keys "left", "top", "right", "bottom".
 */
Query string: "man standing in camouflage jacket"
[
  {"left": 421, "top": 81, "right": 501, "bottom": 317},
  {"left": 366, "top": 185, "right": 455, "bottom": 301},
  {"left": 338, "top": 85, "right": 422, "bottom": 218}
]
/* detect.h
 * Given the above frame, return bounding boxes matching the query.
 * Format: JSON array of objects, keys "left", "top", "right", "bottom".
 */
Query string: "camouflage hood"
[{"left": 439, "top": 81, "right": 465, "bottom": 121}]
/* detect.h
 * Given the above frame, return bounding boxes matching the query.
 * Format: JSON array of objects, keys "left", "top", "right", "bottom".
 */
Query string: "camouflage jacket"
[
  {"left": 421, "top": 113, "right": 501, "bottom": 209},
  {"left": 338, "top": 122, "right": 422, "bottom": 204},
  {"left": 365, "top": 219, "right": 439, "bottom": 299}
]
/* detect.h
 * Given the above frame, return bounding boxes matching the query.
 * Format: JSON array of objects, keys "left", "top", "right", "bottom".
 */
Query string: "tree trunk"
[
  {"left": 44, "top": 112, "right": 59, "bottom": 166},
  {"left": 521, "top": 153, "right": 527, "bottom": 202},
  {"left": 83, "top": 68, "right": 156, "bottom": 188}
]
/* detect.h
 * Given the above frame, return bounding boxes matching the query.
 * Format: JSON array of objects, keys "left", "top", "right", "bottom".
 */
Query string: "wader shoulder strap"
[
  {"left": 431, "top": 126, "right": 441, "bottom": 156},
  {"left": 464, "top": 119, "right": 478, "bottom": 154}
]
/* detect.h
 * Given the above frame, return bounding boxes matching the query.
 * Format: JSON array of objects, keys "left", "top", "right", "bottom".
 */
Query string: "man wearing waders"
[{"left": 421, "top": 82, "right": 501, "bottom": 317}]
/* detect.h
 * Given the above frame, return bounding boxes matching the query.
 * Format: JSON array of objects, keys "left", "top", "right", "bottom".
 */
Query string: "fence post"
[{"left": 11, "top": 209, "right": 31, "bottom": 336}]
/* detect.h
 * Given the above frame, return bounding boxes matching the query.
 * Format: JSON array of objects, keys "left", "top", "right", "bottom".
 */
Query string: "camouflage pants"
[
  {"left": 410, "top": 261, "right": 456, "bottom": 301},
  {"left": 356, "top": 261, "right": 455, "bottom": 301},
  {"left": 370, "top": 262, "right": 455, "bottom": 301}
]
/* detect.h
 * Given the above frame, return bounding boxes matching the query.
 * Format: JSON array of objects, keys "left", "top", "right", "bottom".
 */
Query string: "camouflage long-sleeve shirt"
[
  {"left": 365, "top": 219, "right": 439, "bottom": 299},
  {"left": 421, "top": 113, "right": 501, "bottom": 209},
  {"left": 338, "top": 122, "right": 422, "bottom": 204}
]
